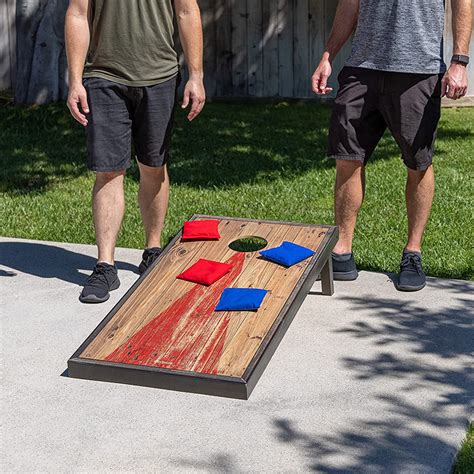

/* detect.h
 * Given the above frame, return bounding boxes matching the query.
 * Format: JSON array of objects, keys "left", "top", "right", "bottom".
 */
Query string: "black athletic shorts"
[
  {"left": 84, "top": 75, "right": 179, "bottom": 172},
  {"left": 328, "top": 67, "right": 443, "bottom": 171}
]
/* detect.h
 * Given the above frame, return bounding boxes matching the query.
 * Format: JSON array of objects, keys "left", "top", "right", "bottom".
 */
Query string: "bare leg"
[
  {"left": 138, "top": 162, "right": 170, "bottom": 249},
  {"left": 405, "top": 165, "right": 435, "bottom": 253},
  {"left": 333, "top": 160, "right": 365, "bottom": 254},
  {"left": 93, "top": 171, "right": 126, "bottom": 265}
]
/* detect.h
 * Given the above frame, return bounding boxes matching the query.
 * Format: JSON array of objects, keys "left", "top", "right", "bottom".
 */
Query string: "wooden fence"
[
  {"left": 0, "top": 0, "right": 16, "bottom": 91},
  {"left": 1, "top": 0, "right": 473, "bottom": 102},
  {"left": 193, "top": 0, "right": 352, "bottom": 98}
]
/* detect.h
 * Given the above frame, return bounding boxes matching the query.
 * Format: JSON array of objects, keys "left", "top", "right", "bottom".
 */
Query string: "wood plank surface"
[
  {"left": 277, "top": 0, "right": 294, "bottom": 97},
  {"left": 231, "top": 0, "right": 248, "bottom": 96},
  {"left": 262, "top": 0, "right": 279, "bottom": 97},
  {"left": 247, "top": 0, "right": 264, "bottom": 97},
  {"left": 5, "top": 1, "right": 474, "bottom": 100},
  {"left": 81, "top": 219, "right": 245, "bottom": 359},
  {"left": 199, "top": 0, "right": 217, "bottom": 97},
  {"left": 214, "top": 0, "right": 233, "bottom": 96},
  {"left": 0, "top": 0, "right": 16, "bottom": 90},
  {"left": 218, "top": 225, "right": 328, "bottom": 375},
  {"left": 80, "top": 217, "right": 329, "bottom": 379},
  {"left": 293, "top": 0, "right": 310, "bottom": 97}
]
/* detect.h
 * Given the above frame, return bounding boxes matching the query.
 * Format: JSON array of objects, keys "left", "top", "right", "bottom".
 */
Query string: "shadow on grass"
[
  {"left": 0, "top": 241, "right": 138, "bottom": 285},
  {"left": 0, "top": 103, "right": 88, "bottom": 195},
  {"left": 1, "top": 101, "right": 450, "bottom": 195},
  {"left": 2, "top": 102, "right": 473, "bottom": 195}
]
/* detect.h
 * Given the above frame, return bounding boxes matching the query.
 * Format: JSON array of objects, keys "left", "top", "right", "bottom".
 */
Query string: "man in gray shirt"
[{"left": 312, "top": 0, "right": 472, "bottom": 291}]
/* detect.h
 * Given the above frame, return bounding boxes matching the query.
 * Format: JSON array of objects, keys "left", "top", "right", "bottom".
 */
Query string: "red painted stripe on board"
[{"left": 105, "top": 252, "right": 246, "bottom": 374}]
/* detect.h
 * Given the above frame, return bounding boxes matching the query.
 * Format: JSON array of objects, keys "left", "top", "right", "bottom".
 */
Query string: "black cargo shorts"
[
  {"left": 328, "top": 67, "right": 443, "bottom": 171},
  {"left": 83, "top": 74, "right": 180, "bottom": 172}
]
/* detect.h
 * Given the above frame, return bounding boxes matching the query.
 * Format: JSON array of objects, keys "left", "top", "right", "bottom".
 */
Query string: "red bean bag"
[
  {"left": 176, "top": 259, "right": 232, "bottom": 286},
  {"left": 181, "top": 220, "right": 220, "bottom": 241}
]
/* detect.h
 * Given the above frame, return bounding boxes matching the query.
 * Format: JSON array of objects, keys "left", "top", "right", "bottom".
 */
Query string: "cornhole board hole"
[{"left": 68, "top": 215, "right": 338, "bottom": 399}]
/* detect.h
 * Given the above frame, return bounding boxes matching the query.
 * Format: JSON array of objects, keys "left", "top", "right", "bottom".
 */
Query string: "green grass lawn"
[
  {"left": 1, "top": 100, "right": 473, "bottom": 279},
  {"left": 453, "top": 424, "right": 474, "bottom": 474}
]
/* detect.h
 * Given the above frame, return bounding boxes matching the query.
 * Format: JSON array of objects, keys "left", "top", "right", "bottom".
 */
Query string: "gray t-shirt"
[{"left": 346, "top": 0, "right": 446, "bottom": 74}]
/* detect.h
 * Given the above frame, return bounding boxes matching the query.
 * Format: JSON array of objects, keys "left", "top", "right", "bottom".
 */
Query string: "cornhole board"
[{"left": 68, "top": 215, "right": 338, "bottom": 399}]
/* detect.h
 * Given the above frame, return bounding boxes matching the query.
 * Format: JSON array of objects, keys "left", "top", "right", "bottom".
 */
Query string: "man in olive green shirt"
[{"left": 65, "top": 0, "right": 205, "bottom": 303}]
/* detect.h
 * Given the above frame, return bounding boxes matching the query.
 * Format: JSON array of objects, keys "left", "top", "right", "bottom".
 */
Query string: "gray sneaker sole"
[
  {"left": 396, "top": 281, "right": 426, "bottom": 292},
  {"left": 333, "top": 269, "right": 359, "bottom": 281},
  {"left": 79, "top": 278, "right": 120, "bottom": 304}
]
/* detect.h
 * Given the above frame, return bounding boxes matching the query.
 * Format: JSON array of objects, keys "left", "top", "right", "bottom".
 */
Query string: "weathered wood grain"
[
  {"left": 80, "top": 217, "right": 329, "bottom": 380},
  {"left": 0, "top": 0, "right": 16, "bottom": 90},
  {"left": 81, "top": 219, "right": 245, "bottom": 359},
  {"left": 262, "top": 0, "right": 279, "bottom": 97},
  {"left": 231, "top": 0, "right": 248, "bottom": 96},
  {"left": 214, "top": 0, "right": 233, "bottom": 96},
  {"left": 200, "top": 0, "right": 217, "bottom": 97},
  {"left": 277, "top": 0, "right": 294, "bottom": 97},
  {"left": 218, "top": 225, "right": 328, "bottom": 376},
  {"left": 293, "top": 0, "right": 310, "bottom": 97},
  {"left": 4, "top": 0, "right": 474, "bottom": 100},
  {"left": 247, "top": 0, "right": 264, "bottom": 97}
]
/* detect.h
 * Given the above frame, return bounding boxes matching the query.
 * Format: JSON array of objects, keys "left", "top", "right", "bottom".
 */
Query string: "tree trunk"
[{"left": 15, "top": 0, "right": 69, "bottom": 104}]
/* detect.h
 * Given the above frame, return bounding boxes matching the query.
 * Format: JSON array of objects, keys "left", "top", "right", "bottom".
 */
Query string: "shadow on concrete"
[
  {"left": 0, "top": 241, "right": 138, "bottom": 285},
  {"left": 175, "top": 454, "right": 238, "bottom": 473},
  {"left": 271, "top": 278, "right": 473, "bottom": 472}
]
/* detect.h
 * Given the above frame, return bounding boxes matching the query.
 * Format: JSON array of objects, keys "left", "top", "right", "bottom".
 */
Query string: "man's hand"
[
  {"left": 312, "top": 58, "right": 334, "bottom": 95},
  {"left": 181, "top": 75, "right": 205, "bottom": 121},
  {"left": 442, "top": 63, "right": 469, "bottom": 100},
  {"left": 67, "top": 82, "right": 89, "bottom": 126}
]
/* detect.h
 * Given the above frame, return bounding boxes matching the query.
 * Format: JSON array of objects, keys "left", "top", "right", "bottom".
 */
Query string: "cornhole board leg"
[
  {"left": 320, "top": 257, "right": 334, "bottom": 296},
  {"left": 68, "top": 216, "right": 338, "bottom": 399}
]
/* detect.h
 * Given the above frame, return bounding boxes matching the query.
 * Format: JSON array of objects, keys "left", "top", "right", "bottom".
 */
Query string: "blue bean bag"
[
  {"left": 260, "top": 241, "right": 315, "bottom": 267},
  {"left": 215, "top": 288, "right": 268, "bottom": 312}
]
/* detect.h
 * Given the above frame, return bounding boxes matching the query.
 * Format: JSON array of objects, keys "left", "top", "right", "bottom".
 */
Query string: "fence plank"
[
  {"left": 0, "top": 0, "right": 12, "bottom": 89},
  {"left": 199, "top": 0, "right": 217, "bottom": 97},
  {"left": 231, "top": 0, "right": 248, "bottom": 96},
  {"left": 214, "top": 0, "right": 233, "bottom": 96},
  {"left": 7, "top": 0, "right": 16, "bottom": 88},
  {"left": 277, "top": 0, "right": 294, "bottom": 97},
  {"left": 5, "top": 0, "right": 473, "bottom": 100},
  {"left": 294, "top": 0, "right": 310, "bottom": 97},
  {"left": 247, "top": 0, "right": 264, "bottom": 96},
  {"left": 262, "top": 0, "right": 279, "bottom": 96}
]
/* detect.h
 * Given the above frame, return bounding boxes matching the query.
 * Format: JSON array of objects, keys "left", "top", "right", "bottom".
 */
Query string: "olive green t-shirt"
[{"left": 83, "top": 0, "right": 179, "bottom": 86}]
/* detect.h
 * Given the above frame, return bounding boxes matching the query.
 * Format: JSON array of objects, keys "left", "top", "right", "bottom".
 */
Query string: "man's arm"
[
  {"left": 312, "top": 0, "right": 360, "bottom": 95},
  {"left": 443, "top": 0, "right": 472, "bottom": 100},
  {"left": 65, "top": 0, "right": 90, "bottom": 126},
  {"left": 174, "top": 0, "right": 205, "bottom": 121}
]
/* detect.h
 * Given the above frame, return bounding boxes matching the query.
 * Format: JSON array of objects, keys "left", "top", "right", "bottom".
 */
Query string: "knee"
[
  {"left": 336, "top": 160, "right": 364, "bottom": 181},
  {"left": 95, "top": 170, "right": 125, "bottom": 185},
  {"left": 336, "top": 160, "right": 363, "bottom": 173},
  {"left": 139, "top": 164, "right": 167, "bottom": 183}
]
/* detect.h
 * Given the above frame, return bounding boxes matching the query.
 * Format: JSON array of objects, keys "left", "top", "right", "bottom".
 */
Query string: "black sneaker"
[
  {"left": 397, "top": 251, "right": 426, "bottom": 292},
  {"left": 138, "top": 247, "right": 163, "bottom": 275},
  {"left": 332, "top": 252, "right": 359, "bottom": 281},
  {"left": 79, "top": 263, "right": 120, "bottom": 304}
]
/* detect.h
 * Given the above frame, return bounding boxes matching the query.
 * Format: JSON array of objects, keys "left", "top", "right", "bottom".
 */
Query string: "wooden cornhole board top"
[{"left": 68, "top": 215, "right": 338, "bottom": 399}]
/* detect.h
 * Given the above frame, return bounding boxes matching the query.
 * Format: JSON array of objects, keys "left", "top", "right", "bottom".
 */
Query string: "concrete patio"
[{"left": 1, "top": 237, "right": 472, "bottom": 473}]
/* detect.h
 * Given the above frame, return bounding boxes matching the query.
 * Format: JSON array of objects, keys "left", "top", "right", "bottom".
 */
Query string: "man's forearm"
[
  {"left": 65, "top": 7, "right": 90, "bottom": 86},
  {"left": 451, "top": 0, "right": 472, "bottom": 56},
  {"left": 176, "top": 1, "right": 203, "bottom": 78},
  {"left": 323, "top": 0, "right": 359, "bottom": 62}
]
